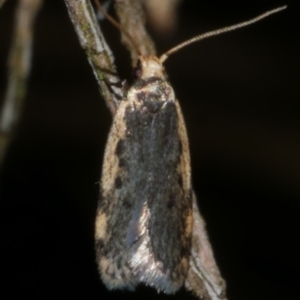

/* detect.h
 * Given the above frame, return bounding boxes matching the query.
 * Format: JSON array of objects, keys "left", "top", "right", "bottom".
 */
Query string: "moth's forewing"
[{"left": 95, "top": 58, "right": 193, "bottom": 293}]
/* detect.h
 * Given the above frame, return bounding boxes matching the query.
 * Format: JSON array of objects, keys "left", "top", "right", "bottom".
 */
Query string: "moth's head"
[{"left": 133, "top": 56, "right": 165, "bottom": 80}]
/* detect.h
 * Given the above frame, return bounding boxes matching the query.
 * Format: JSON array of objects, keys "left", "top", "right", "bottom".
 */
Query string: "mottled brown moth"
[{"left": 94, "top": 2, "right": 286, "bottom": 297}]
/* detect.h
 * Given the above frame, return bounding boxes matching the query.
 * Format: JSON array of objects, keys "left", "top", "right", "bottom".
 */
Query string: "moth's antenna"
[
  {"left": 159, "top": 6, "right": 287, "bottom": 63},
  {"left": 93, "top": 0, "right": 141, "bottom": 56}
]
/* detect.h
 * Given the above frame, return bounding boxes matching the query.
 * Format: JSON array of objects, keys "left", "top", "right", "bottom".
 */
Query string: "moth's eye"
[{"left": 132, "top": 60, "right": 142, "bottom": 79}]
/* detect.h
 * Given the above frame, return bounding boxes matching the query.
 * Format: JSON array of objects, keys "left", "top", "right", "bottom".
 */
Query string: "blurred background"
[{"left": 0, "top": 0, "right": 299, "bottom": 299}]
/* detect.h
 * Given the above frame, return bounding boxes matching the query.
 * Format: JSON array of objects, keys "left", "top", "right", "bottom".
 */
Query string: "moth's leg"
[{"left": 101, "top": 69, "right": 125, "bottom": 104}]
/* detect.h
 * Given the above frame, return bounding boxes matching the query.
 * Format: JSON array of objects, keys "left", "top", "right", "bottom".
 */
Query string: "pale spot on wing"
[
  {"left": 100, "top": 256, "right": 111, "bottom": 272},
  {"left": 95, "top": 212, "right": 107, "bottom": 240},
  {"left": 186, "top": 210, "right": 193, "bottom": 237},
  {"left": 181, "top": 257, "right": 189, "bottom": 272}
]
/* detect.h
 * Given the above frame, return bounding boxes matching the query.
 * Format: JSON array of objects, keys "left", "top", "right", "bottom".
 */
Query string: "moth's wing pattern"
[
  {"left": 125, "top": 80, "right": 193, "bottom": 293},
  {"left": 95, "top": 77, "right": 193, "bottom": 293},
  {"left": 95, "top": 99, "right": 139, "bottom": 290}
]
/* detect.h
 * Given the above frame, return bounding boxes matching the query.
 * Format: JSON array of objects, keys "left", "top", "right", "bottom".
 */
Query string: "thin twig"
[
  {"left": 144, "top": 0, "right": 182, "bottom": 35},
  {"left": 114, "top": 0, "right": 156, "bottom": 64},
  {"left": 93, "top": 0, "right": 141, "bottom": 56},
  {"left": 185, "top": 194, "right": 227, "bottom": 299},
  {"left": 64, "top": 0, "right": 124, "bottom": 115},
  {"left": 0, "top": 0, "right": 42, "bottom": 167},
  {"left": 0, "top": 0, "right": 7, "bottom": 9}
]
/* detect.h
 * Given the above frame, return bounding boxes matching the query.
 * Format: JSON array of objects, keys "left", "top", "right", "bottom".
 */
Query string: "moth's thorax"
[
  {"left": 124, "top": 56, "right": 175, "bottom": 113},
  {"left": 138, "top": 55, "right": 165, "bottom": 79},
  {"left": 127, "top": 78, "right": 175, "bottom": 114}
]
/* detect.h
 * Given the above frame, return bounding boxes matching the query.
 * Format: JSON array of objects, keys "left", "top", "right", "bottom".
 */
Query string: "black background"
[{"left": 0, "top": 0, "right": 299, "bottom": 299}]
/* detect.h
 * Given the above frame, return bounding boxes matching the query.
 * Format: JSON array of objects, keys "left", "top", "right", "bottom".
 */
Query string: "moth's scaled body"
[{"left": 95, "top": 56, "right": 193, "bottom": 293}]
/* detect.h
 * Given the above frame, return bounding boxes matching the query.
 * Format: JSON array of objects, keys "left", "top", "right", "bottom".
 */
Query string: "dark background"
[{"left": 0, "top": 0, "right": 299, "bottom": 299}]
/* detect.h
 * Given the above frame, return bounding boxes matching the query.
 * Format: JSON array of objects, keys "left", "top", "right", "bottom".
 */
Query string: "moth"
[{"left": 94, "top": 1, "right": 286, "bottom": 297}]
